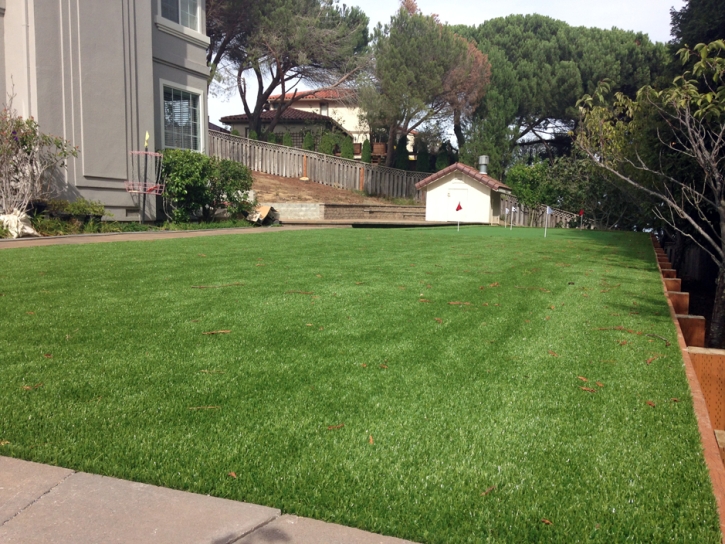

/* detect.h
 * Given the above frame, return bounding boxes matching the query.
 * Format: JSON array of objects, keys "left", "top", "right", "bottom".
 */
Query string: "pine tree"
[
  {"left": 361, "top": 139, "right": 372, "bottom": 163},
  {"left": 282, "top": 132, "right": 293, "bottom": 147},
  {"left": 341, "top": 136, "right": 354, "bottom": 159},
  {"left": 303, "top": 132, "right": 315, "bottom": 151}
]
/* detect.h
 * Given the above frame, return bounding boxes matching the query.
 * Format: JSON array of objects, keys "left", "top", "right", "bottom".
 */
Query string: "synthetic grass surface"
[{"left": 0, "top": 226, "right": 719, "bottom": 542}]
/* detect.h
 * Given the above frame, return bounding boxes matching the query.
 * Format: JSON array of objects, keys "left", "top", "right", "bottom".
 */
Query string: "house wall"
[
  {"left": 288, "top": 100, "right": 369, "bottom": 144},
  {"left": 1, "top": 0, "right": 209, "bottom": 222},
  {"left": 424, "top": 172, "right": 493, "bottom": 223}
]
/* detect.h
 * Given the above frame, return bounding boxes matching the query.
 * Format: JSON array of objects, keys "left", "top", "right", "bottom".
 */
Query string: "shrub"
[
  {"left": 67, "top": 198, "right": 105, "bottom": 217},
  {"left": 394, "top": 134, "right": 409, "bottom": 170},
  {"left": 340, "top": 136, "right": 354, "bottom": 159},
  {"left": 303, "top": 132, "right": 315, "bottom": 151},
  {"left": 230, "top": 129, "right": 240, "bottom": 136},
  {"left": 161, "top": 149, "right": 254, "bottom": 222},
  {"left": 282, "top": 132, "right": 293, "bottom": 147},
  {"left": 249, "top": 130, "right": 258, "bottom": 141},
  {"left": 267, "top": 133, "right": 278, "bottom": 144},
  {"left": 161, "top": 148, "right": 215, "bottom": 222},
  {"left": 319, "top": 132, "right": 334, "bottom": 155},
  {"left": 435, "top": 152, "right": 450, "bottom": 172},
  {"left": 361, "top": 139, "right": 372, "bottom": 164},
  {"left": 416, "top": 144, "right": 431, "bottom": 173},
  {"left": 210, "top": 159, "right": 254, "bottom": 218},
  {"left": 0, "top": 99, "right": 77, "bottom": 214}
]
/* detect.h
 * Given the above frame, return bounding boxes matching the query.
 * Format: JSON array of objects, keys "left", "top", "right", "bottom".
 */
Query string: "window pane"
[
  {"left": 161, "top": 0, "right": 179, "bottom": 24},
  {"left": 163, "top": 86, "right": 200, "bottom": 151},
  {"left": 179, "top": 0, "right": 198, "bottom": 30}
]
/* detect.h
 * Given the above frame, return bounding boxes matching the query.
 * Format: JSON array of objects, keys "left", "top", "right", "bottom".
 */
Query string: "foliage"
[
  {"left": 415, "top": 139, "right": 430, "bottom": 173},
  {"left": 266, "top": 132, "right": 278, "bottom": 144},
  {"left": 282, "top": 132, "right": 293, "bottom": 147},
  {"left": 340, "top": 136, "right": 354, "bottom": 159},
  {"left": 210, "top": 158, "right": 255, "bottom": 218},
  {"left": 249, "top": 130, "right": 258, "bottom": 141},
  {"left": 670, "top": 0, "right": 725, "bottom": 49},
  {"left": 361, "top": 139, "right": 371, "bottom": 163},
  {"left": 318, "top": 132, "right": 335, "bottom": 155},
  {"left": 303, "top": 132, "right": 315, "bottom": 151},
  {"left": 0, "top": 99, "right": 78, "bottom": 214},
  {"left": 230, "top": 128, "right": 241, "bottom": 136},
  {"left": 576, "top": 40, "right": 725, "bottom": 347},
  {"left": 455, "top": 14, "right": 668, "bottom": 174},
  {"left": 505, "top": 162, "right": 553, "bottom": 218},
  {"left": 217, "top": 0, "right": 369, "bottom": 139},
  {"left": 434, "top": 151, "right": 449, "bottom": 171},
  {"left": 359, "top": 1, "right": 488, "bottom": 166},
  {"left": 1, "top": 228, "right": 720, "bottom": 543},
  {"left": 393, "top": 134, "right": 409, "bottom": 170},
  {"left": 161, "top": 149, "right": 253, "bottom": 222},
  {"left": 67, "top": 199, "right": 105, "bottom": 217}
]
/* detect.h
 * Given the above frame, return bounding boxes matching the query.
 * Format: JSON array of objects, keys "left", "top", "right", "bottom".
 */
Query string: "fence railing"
[
  {"left": 501, "top": 195, "right": 580, "bottom": 228},
  {"left": 208, "top": 130, "right": 427, "bottom": 202}
]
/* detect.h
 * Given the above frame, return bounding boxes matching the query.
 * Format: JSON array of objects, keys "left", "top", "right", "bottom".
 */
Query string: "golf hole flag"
[
  {"left": 510, "top": 206, "right": 517, "bottom": 229},
  {"left": 456, "top": 202, "right": 462, "bottom": 231}
]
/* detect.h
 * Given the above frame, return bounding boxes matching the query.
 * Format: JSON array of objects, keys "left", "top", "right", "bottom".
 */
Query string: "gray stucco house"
[{"left": 0, "top": 0, "right": 210, "bottom": 221}]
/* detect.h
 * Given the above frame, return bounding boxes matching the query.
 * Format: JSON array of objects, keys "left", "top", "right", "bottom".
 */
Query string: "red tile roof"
[
  {"left": 415, "top": 162, "right": 512, "bottom": 193},
  {"left": 220, "top": 107, "right": 333, "bottom": 124},
  {"left": 268, "top": 89, "right": 355, "bottom": 102}
]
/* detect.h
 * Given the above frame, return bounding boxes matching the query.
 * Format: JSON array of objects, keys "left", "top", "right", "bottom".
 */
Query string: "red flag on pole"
[
  {"left": 579, "top": 209, "right": 584, "bottom": 216},
  {"left": 456, "top": 202, "right": 462, "bottom": 211}
]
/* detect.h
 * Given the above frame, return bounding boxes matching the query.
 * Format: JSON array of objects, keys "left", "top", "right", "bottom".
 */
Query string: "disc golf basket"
[{"left": 124, "top": 151, "right": 165, "bottom": 223}]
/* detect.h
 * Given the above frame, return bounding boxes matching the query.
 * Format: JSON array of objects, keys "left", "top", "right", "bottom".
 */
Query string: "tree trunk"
[
  {"left": 453, "top": 110, "right": 465, "bottom": 149},
  {"left": 709, "top": 264, "right": 725, "bottom": 348}
]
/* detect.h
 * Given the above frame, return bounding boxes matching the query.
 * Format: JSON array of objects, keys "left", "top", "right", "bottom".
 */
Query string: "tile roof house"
[
  {"left": 1, "top": 0, "right": 210, "bottom": 221},
  {"left": 415, "top": 163, "right": 512, "bottom": 224}
]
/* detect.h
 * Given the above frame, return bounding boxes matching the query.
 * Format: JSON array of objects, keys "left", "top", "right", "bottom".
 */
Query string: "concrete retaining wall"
[{"left": 260, "top": 203, "right": 323, "bottom": 221}]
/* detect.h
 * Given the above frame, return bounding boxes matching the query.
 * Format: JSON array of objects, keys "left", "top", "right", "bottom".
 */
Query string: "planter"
[{"left": 372, "top": 142, "right": 386, "bottom": 155}]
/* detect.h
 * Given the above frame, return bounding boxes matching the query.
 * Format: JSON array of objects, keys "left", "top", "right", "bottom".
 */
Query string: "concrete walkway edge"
[{"left": 0, "top": 456, "right": 415, "bottom": 544}]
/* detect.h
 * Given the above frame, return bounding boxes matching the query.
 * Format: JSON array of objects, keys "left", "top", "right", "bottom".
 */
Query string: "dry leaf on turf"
[
  {"left": 671, "top": 398, "right": 680, "bottom": 402},
  {"left": 580, "top": 387, "right": 597, "bottom": 393},
  {"left": 419, "top": 299, "right": 431, "bottom": 303},
  {"left": 646, "top": 401, "right": 656, "bottom": 408},
  {"left": 596, "top": 382, "right": 604, "bottom": 388},
  {"left": 435, "top": 318, "right": 443, "bottom": 324},
  {"left": 327, "top": 423, "right": 344, "bottom": 430},
  {"left": 369, "top": 435, "right": 374, "bottom": 445},
  {"left": 197, "top": 253, "right": 206, "bottom": 257},
  {"left": 202, "top": 330, "right": 231, "bottom": 335},
  {"left": 26, "top": 311, "right": 35, "bottom": 315},
  {"left": 481, "top": 485, "right": 496, "bottom": 496},
  {"left": 43, "top": 353, "right": 52, "bottom": 358},
  {"left": 577, "top": 376, "right": 588, "bottom": 382},
  {"left": 380, "top": 364, "right": 388, "bottom": 369},
  {"left": 541, "top": 519, "right": 553, "bottom": 525},
  {"left": 316, "top": 274, "right": 322, "bottom": 278},
  {"left": 489, "top": 282, "right": 500, "bottom": 287},
  {"left": 548, "top": 350, "right": 559, "bottom": 357},
  {"left": 228, "top": 472, "right": 237, "bottom": 479}
]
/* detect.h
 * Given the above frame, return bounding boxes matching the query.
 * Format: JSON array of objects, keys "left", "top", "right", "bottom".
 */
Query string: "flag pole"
[{"left": 544, "top": 210, "right": 548, "bottom": 238}]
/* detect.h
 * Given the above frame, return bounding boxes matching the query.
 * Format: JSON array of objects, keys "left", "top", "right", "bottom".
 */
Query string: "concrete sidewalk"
[{"left": 0, "top": 457, "right": 415, "bottom": 544}]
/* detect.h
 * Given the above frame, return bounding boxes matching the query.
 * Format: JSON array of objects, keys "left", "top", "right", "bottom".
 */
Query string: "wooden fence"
[
  {"left": 501, "top": 195, "right": 580, "bottom": 228},
  {"left": 208, "top": 130, "right": 428, "bottom": 201}
]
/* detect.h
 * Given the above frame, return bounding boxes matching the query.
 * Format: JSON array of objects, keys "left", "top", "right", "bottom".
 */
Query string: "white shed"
[{"left": 415, "top": 162, "right": 512, "bottom": 224}]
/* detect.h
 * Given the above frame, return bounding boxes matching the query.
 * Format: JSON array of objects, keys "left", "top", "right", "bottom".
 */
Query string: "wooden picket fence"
[
  {"left": 208, "top": 130, "right": 428, "bottom": 201},
  {"left": 501, "top": 195, "right": 580, "bottom": 228}
]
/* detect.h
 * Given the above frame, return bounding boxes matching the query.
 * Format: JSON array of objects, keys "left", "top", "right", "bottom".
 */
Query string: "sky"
[{"left": 208, "top": 0, "right": 684, "bottom": 125}]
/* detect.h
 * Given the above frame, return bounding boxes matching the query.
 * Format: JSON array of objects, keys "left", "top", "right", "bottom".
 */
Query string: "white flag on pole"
[
  {"left": 544, "top": 206, "right": 552, "bottom": 237},
  {"left": 546, "top": 206, "right": 552, "bottom": 215}
]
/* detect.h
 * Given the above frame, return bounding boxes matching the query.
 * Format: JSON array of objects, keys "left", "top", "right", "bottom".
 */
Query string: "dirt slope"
[{"left": 252, "top": 171, "right": 389, "bottom": 204}]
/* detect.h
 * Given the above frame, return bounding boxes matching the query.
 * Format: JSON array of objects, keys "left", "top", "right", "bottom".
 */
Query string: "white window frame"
[
  {"left": 159, "top": 79, "right": 206, "bottom": 153},
  {"left": 155, "top": 0, "right": 210, "bottom": 49}
]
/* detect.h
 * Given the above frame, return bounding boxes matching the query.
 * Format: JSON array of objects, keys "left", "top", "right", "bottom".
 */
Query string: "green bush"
[
  {"left": 394, "top": 134, "right": 409, "bottom": 170},
  {"left": 249, "top": 130, "right": 258, "bottom": 141},
  {"left": 161, "top": 149, "right": 253, "bottom": 222},
  {"left": 67, "top": 198, "right": 105, "bottom": 217},
  {"left": 361, "top": 139, "right": 372, "bottom": 163},
  {"left": 319, "top": 133, "right": 334, "bottom": 155},
  {"left": 267, "top": 133, "right": 278, "bottom": 144},
  {"left": 282, "top": 132, "right": 293, "bottom": 147},
  {"left": 340, "top": 136, "right": 354, "bottom": 159},
  {"left": 435, "top": 152, "right": 450, "bottom": 172},
  {"left": 161, "top": 149, "right": 215, "bottom": 222},
  {"left": 230, "top": 129, "right": 240, "bottom": 136},
  {"left": 210, "top": 159, "right": 254, "bottom": 218},
  {"left": 303, "top": 132, "right": 315, "bottom": 151}
]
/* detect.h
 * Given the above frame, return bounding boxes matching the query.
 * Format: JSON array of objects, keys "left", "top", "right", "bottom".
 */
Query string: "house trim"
[{"left": 154, "top": 15, "right": 210, "bottom": 49}]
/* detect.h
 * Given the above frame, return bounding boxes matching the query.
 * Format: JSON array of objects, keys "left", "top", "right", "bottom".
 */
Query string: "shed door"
[{"left": 448, "top": 188, "right": 468, "bottom": 222}]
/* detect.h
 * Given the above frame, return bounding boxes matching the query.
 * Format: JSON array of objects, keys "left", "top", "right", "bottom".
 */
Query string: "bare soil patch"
[{"left": 252, "top": 171, "right": 389, "bottom": 204}]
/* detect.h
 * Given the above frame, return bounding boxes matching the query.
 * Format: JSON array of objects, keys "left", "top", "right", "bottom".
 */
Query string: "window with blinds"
[
  {"left": 161, "top": 0, "right": 198, "bottom": 31},
  {"left": 163, "top": 86, "right": 200, "bottom": 151}
]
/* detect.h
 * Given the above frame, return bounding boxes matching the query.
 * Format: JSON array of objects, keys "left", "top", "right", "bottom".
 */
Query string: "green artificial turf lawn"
[{"left": 0, "top": 226, "right": 720, "bottom": 542}]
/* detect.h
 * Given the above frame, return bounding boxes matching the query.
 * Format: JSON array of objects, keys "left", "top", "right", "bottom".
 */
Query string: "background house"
[
  {"left": 219, "top": 107, "right": 353, "bottom": 147},
  {"left": 1, "top": 0, "right": 210, "bottom": 221}
]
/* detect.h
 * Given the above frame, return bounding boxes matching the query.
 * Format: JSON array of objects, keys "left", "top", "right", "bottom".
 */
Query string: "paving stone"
[
  {"left": 236, "top": 514, "right": 417, "bottom": 544},
  {"left": 0, "top": 471, "right": 280, "bottom": 543},
  {"left": 0, "top": 456, "right": 74, "bottom": 525}
]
